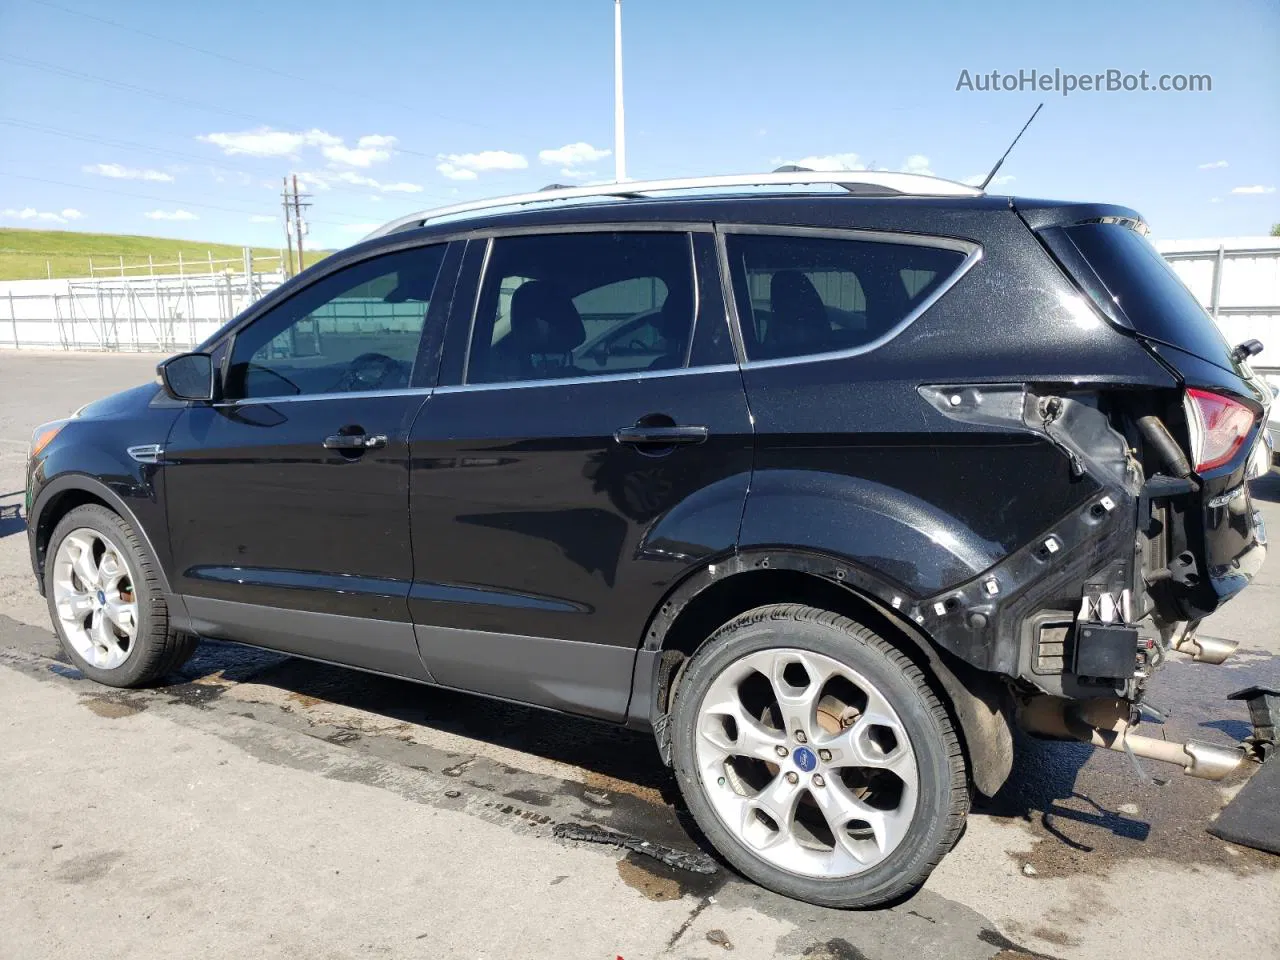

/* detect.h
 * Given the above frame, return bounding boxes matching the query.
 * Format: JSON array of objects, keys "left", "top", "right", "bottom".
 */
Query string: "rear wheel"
[
  {"left": 45, "top": 504, "right": 196, "bottom": 687},
  {"left": 669, "top": 603, "right": 967, "bottom": 908}
]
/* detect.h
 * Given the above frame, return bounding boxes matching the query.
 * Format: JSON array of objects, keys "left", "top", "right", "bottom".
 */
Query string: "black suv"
[{"left": 25, "top": 172, "right": 1273, "bottom": 908}]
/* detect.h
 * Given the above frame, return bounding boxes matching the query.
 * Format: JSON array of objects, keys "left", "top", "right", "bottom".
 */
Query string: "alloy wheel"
[
  {"left": 694, "top": 647, "right": 920, "bottom": 879},
  {"left": 51, "top": 528, "right": 139, "bottom": 670}
]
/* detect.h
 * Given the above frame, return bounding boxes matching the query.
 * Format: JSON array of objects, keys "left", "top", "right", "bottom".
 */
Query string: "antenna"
[
  {"left": 614, "top": 0, "right": 626, "bottom": 181},
  {"left": 980, "top": 102, "right": 1043, "bottom": 191}
]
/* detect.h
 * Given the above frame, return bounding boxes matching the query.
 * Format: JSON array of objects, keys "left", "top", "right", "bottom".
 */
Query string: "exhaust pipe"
[
  {"left": 1171, "top": 632, "right": 1238, "bottom": 665},
  {"left": 1019, "top": 696, "right": 1246, "bottom": 781}
]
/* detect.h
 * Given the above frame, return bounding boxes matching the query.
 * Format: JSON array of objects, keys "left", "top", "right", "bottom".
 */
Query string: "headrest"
[{"left": 508, "top": 281, "right": 586, "bottom": 353}]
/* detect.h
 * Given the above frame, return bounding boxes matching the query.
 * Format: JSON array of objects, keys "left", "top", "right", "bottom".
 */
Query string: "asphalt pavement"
[{"left": 1, "top": 350, "right": 1277, "bottom": 960}]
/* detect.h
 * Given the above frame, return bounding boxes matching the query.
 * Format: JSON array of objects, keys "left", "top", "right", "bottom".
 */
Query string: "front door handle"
[
  {"left": 323, "top": 433, "right": 387, "bottom": 451},
  {"left": 613, "top": 424, "right": 709, "bottom": 447}
]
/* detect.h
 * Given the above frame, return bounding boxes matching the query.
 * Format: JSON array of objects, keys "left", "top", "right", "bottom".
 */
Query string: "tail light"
[{"left": 1184, "top": 388, "right": 1256, "bottom": 471}]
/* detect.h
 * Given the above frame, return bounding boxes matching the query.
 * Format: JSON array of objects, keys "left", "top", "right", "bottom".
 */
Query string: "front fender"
[{"left": 27, "top": 408, "right": 180, "bottom": 592}]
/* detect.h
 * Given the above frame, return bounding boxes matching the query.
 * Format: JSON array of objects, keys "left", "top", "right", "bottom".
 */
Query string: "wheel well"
[
  {"left": 654, "top": 569, "right": 924, "bottom": 713},
  {"left": 34, "top": 488, "right": 113, "bottom": 584},
  {"left": 649, "top": 567, "right": 1016, "bottom": 797}
]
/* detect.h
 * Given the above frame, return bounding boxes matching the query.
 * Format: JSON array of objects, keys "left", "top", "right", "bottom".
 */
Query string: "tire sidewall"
[
  {"left": 670, "top": 608, "right": 960, "bottom": 908},
  {"left": 45, "top": 506, "right": 161, "bottom": 687}
]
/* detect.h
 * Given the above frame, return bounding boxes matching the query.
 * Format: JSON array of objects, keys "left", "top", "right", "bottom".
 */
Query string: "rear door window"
[{"left": 723, "top": 233, "right": 968, "bottom": 362}]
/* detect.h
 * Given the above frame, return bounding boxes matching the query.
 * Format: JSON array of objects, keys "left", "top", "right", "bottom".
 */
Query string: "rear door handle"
[
  {"left": 323, "top": 433, "right": 387, "bottom": 451},
  {"left": 613, "top": 425, "right": 709, "bottom": 446}
]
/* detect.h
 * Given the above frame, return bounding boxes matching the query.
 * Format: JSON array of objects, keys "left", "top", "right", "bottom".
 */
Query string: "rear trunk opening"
[{"left": 1028, "top": 213, "right": 1271, "bottom": 623}]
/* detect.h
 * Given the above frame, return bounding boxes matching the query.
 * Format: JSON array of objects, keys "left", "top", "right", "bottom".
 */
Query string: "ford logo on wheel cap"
[{"left": 793, "top": 746, "right": 817, "bottom": 772}]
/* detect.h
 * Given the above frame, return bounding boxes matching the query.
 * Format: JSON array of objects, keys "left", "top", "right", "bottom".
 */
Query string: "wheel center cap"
[
  {"left": 793, "top": 746, "right": 818, "bottom": 772},
  {"left": 96, "top": 590, "right": 106, "bottom": 606}
]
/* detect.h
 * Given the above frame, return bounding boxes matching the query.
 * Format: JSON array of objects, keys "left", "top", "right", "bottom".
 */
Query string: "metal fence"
[
  {"left": 1, "top": 238, "right": 1277, "bottom": 359},
  {"left": 1, "top": 248, "right": 284, "bottom": 352}
]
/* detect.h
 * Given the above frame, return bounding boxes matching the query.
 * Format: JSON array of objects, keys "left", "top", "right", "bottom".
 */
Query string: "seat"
[
  {"left": 502, "top": 280, "right": 587, "bottom": 381},
  {"left": 646, "top": 294, "right": 694, "bottom": 371},
  {"left": 763, "top": 270, "right": 831, "bottom": 358}
]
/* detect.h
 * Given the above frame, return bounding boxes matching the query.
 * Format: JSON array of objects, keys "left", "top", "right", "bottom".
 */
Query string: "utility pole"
[
  {"left": 614, "top": 0, "right": 626, "bottom": 182},
  {"left": 281, "top": 176, "right": 295, "bottom": 277},
  {"left": 292, "top": 173, "right": 311, "bottom": 273}
]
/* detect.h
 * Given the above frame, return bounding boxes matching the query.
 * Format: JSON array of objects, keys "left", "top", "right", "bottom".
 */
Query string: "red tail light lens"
[{"left": 1184, "top": 388, "right": 1256, "bottom": 471}]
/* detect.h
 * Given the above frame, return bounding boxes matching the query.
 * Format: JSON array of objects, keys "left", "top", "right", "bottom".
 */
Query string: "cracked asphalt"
[{"left": 1, "top": 351, "right": 1277, "bottom": 960}]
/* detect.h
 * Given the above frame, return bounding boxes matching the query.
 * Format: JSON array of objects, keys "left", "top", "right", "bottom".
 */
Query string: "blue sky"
[{"left": 1, "top": 0, "right": 1277, "bottom": 250}]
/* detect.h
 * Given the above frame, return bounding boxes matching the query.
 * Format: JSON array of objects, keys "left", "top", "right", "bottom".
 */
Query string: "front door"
[
  {"left": 408, "top": 230, "right": 753, "bottom": 719},
  {"left": 163, "top": 242, "right": 454, "bottom": 678}
]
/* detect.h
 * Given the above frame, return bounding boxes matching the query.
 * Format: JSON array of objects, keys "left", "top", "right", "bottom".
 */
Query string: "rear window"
[
  {"left": 723, "top": 233, "right": 968, "bottom": 362},
  {"left": 1061, "top": 223, "right": 1235, "bottom": 369}
]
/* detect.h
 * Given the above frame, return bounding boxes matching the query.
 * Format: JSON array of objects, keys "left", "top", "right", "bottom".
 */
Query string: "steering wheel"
[{"left": 339, "top": 352, "right": 404, "bottom": 392}]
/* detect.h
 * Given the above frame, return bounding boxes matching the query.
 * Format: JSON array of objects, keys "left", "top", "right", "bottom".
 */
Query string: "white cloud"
[
  {"left": 198, "top": 127, "right": 341, "bottom": 158},
  {"left": 436, "top": 163, "right": 477, "bottom": 181},
  {"left": 1198, "top": 160, "right": 1229, "bottom": 170},
  {"left": 2, "top": 207, "right": 83, "bottom": 224},
  {"left": 295, "top": 171, "right": 334, "bottom": 192},
  {"left": 298, "top": 169, "right": 421, "bottom": 193},
  {"left": 901, "top": 154, "right": 934, "bottom": 176},
  {"left": 333, "top": 170, "right": 422, "bottom": 193},
  {"left": 1231, "top": 185, "right": 1276, "bottom": 195},
  {"left": 785, "top": 153, "right": 865, "bottom": 171},
  {"left": 248, "top": 214, "right": 277, "bottom": 223},
  {"left": 84, "top": 162, "right": 174, "bottom": 183},
  {"left": 1210, "top": 197, "right": 1222, "bottom": 203},
  {"left": 436, "top": 150, "right": 528, "bottom": 180},
  {"left": 323, "top": 134, "right": 398, "bottom": 168},
  {"left": 144, "top": 209, "right": 199, "bottom": 221},
  {"left": 538, "top": 142, "right": 611, "bottom": 168}
]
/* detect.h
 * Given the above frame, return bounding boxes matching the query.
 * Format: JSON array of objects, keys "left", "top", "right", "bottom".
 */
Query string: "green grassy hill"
[{"left": 0, "top": 227, "right": 328, "bottom": 281}]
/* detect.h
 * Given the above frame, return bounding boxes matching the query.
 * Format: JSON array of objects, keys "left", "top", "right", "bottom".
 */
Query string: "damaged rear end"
[{"left": 919, "top": 206, "right": 1274, "bottom": 781}]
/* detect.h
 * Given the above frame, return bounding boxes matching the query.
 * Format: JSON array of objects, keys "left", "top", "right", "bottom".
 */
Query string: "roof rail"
[{"left": 364, "top": 171, "right": 983, "bottom": 240}]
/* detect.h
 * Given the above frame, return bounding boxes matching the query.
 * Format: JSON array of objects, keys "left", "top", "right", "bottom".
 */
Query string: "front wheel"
[
  {"left": 669, "top": 604, "right": 968, "bottom": 908},
  {"left": 45, "top": 504, "right": 196, "bottom": 687}
]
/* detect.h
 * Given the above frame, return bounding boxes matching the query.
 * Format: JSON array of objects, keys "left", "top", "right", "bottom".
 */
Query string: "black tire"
[
  {"left": 669, "top": 603, "right": 968, "bottom": 908},
  {"left": 45, "top": 504, "right": 196, "bottom": 687}
]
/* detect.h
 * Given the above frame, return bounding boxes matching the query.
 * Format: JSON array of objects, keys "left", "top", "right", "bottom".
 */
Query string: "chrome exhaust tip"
[
  {"left": 1018, "top": 696, "right": 1247, "bottom": 780},
  {"left": 1183, "top": 740, "right": 1247, "bottom": 780},
  {"left": 1172, "top": 633, "right": 1239, "bottom": 665}
]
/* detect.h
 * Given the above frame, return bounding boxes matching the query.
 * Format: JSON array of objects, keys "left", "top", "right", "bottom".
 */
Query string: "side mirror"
[{"left": 158, "top": 352, "right": 215, "bottom": 401}]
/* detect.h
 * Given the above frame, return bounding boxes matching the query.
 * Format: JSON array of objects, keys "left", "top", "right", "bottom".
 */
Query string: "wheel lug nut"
[
  {"left": 795, "top": 731, "right": 808, "bottom": 744},
  {"left": 784, "top": 772, "right": 799, "bottom": 784},
  {"left": 812, "top": 774, "right": 826, "bottom": 788},
  {"left": 818, "top": 749, "right": 832, "bottom": 762},
  {"left": 775, "top": 745, "right": 789, "bottom": 758}
]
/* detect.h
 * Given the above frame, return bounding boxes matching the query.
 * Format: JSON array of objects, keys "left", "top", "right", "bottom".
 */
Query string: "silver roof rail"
[{"left": 364, "top": 171, "right": 983, "bottom": 240}]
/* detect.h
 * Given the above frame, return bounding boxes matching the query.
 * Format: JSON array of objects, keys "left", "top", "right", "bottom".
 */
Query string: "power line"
[
  {"left": 21, "top": 0, "right": 502, "bottom": 134},
  {"left": 0, "top": 169, "right": 370, "bottom": 228},
  {"left": 0, "top": 52, "right": 453, "bottom": 164},
  {"left": 0, "top": 117, "right": 455, "bottom": 206}
]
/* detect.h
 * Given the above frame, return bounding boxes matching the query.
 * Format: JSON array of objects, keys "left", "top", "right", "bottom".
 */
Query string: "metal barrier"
[
  {"left": 0, "top": 238, "right": 1276, "bottom": 355},
  {"left": 1, "top": 268, "right": 283, "bottom": 352}
]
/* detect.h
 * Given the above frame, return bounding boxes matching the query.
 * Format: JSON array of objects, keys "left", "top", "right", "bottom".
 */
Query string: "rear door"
[
  {"left": 406, "top": 228, "right": 752, "bottom": 720},
  {"left": 164, "top": 241, "right": 457, "bottom": 677}
]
